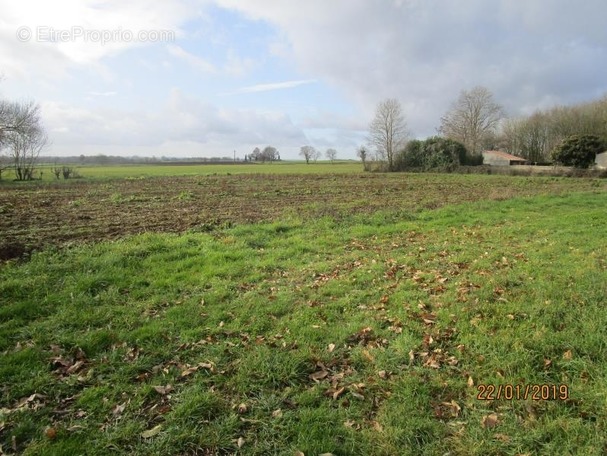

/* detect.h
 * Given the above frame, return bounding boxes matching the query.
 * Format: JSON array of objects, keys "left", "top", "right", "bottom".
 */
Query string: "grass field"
[
  {"left": 1, "top": 170, "right": 606, "bottom": 455},
  {"left": 27, "top": 161, "right": 363, "bottom": 181}
]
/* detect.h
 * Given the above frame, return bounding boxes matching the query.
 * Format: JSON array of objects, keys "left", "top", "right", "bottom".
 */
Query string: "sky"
[{"left": 1, "top": 0, "right": 606, "bottom": 159}]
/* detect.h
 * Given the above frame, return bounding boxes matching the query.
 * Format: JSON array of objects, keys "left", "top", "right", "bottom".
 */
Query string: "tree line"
[{"left": 367, "top": 87, "right": 607, "bottom": 171}]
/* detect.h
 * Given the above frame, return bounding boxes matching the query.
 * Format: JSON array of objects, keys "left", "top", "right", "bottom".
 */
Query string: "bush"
[
  {"left": 460, "top": 153, "right": 484, "bottom": 166},
  {"left": 395, "top": 137, "right": 469, "bottom": 171},
  {"left": 395, "top": 140, "right": 424, "bottom": 170},
  {"left": 552, "top": 135, "right": 606, "bottom": 169}
]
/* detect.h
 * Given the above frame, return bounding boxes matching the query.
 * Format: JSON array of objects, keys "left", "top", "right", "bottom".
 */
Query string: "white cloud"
[
  {"left": 41, "top": 88, "right": 308, "bottom": 156},
  {"left": 166, "top": 44, "right": 217, "bottom": 74},
  {"left": 4, "top": 0, "right": 607, "bottom": 158},
  {"left": 0, "top": 0, "right": 193, "bottom": 76},
  {"left": 222, "top": 79, "right": 317, "bottom": 95},
  {"left": 216, "top": 0, "right": 607, "bottom": 136}
]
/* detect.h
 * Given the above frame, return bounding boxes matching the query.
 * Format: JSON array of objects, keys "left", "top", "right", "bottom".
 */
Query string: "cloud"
[
  {"left": 215, "top": 0, "right": 607, "bottom": 136},
  {"left": 42, "top": 88, "right": 308, "bottom": 156},
  {"left": 166, "top": 44, "right": 217, "bottom": 74},
  {"left": 222, "top": 79, "right": 317, "bottom": 95},
  {"left": 0, "top": 0, "right": 192, "bottom": 76},
  {"left": 88, "top": 91, "right": 117, "bottom": 97}
]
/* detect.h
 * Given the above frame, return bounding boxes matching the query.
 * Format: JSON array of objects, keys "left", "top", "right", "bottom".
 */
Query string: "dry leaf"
[
  {"left": 153, "top": 385, "right": 173, "bottom": 396},
  {"left": 332, "top": 387, "right": 346, "bottom": 400},
  {"left": 362, "top": 349, "right": 375, "bottom": 362},
  {"left": 328, "top": 343, "right": 336, "bottom": 353},
  {"left": 67, "top": 425, "right": 85, "bottom": 432},
  {"left": 272, "top": 409, "right": 283, "bottom": 418},
  {"left": 237, "top": 437, "right": 245, "bottom": 448},
  {"left": 180, "top": 368, "right": 196, "bottom": 377},
  {"left": 66, "top": 360, "right": 85, "bottom": 374},
  {"left": 310, "top": 370, "right": 329, "bottom": 382},
  {"left": 481, "top": 413, "right": 499, "bottom": 429},
  {"left": 494, "top": 433, "right": 511, "bottom": 442},
  {"left": 467, "top": 376, "right": 474, "bottom": 387},
  {"left": 141, "top": 424, "right": 162, "bottom": 438},
  {"left": 112, "top": 403, "right": 126, "bottom": 416},
  {"left": 563, "top": 350, "right": 573, "bottom": 360}
]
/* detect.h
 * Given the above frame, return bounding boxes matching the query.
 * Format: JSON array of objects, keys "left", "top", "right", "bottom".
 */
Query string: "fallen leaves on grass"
[
  {"left": 1, "top": 394, "right": 47, "bottom": 416},
  {"left": 152, "top": 385, "right": 173, "bottom": 396},
  {"left": 140, "top": 424, "right": 162, "bottom": 438},
  {"left": 433, "top": 400, "right": 462, "bottom": 420},
  {"left": 481, "top": 413, "right": 500, "bottom": 429},
  {"left": 49, "top": 346, "right": 88, "bottom": 378},
  {"left": 180, "top": 361, "right": 215, "bottom": 378},
  {"left": 346, "top": 327, "right": 388, "bottom": 348}
]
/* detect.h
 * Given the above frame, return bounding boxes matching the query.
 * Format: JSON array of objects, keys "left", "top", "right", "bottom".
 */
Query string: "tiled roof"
[{"left": 483, "top": 150, "right": 527, "bottom": 161}]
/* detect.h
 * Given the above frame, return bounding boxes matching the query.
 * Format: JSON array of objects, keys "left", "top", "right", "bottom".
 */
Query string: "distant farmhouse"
[
  {"left": 482, "top": 150, "right": 529, "bottom": 166},
  {"left": 596, "top": 151, "right": 607, "bottom": 169}
]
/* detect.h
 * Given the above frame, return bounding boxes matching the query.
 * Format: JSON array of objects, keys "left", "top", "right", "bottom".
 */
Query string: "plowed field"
[{"left": 1, "top": 172, "right": 605, "bottom": 259}]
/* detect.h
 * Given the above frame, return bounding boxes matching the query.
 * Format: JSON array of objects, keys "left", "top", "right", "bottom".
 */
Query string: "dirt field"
[{"left": 1, "top": 172, "right": 605, "bottom": 259}]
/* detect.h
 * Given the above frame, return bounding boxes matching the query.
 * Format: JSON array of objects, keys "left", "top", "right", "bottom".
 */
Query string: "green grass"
[
  {"left": 1, "top": 192, "right": 606, "bottom": 455},
  {"left": 21, "top": 161, "right": 363, "bottom": 181}
]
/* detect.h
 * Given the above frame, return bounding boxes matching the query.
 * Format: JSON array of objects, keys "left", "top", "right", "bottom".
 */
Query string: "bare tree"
[
  {"left": 0, "top": 100, "right": 46, "bottom": 180},
  {"left": 0, "top": 100, "right": 41, "bottom": 145},
  {"left": 0, "top": 153, "right": 10, "bottom": 180},
  {"left": 312, "top": 148, "right": 321, "bottom": 163},
  {"left": 369, "top": 98, "right": 408, "bottom": 171},
  {"left": 300, "top": 145, "right": 316, "bottom": 164},
  {"left": 4, "top": 126, "right": 48, "bottom": 180},
  {"left": 260, "top": 145, "right": 278, "bottom": 163},
  {"left": 325, "top": 148, "right": 337, "bottom": 163},
  {"left": 439, "top": 86, "right": 504, "bottom": 155}
]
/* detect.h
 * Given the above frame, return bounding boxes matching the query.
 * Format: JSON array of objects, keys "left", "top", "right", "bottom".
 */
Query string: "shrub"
[
  {"left": 395, "top": 137, "right": 468, "bottom": 171},
  {"left": 551, "top": 135, "right": 606, "bottom": 169}
]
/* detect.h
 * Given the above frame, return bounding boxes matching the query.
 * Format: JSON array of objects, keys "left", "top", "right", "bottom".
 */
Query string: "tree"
[
  {"left": 501, "top": 113, "right": 551, "bottom": 163},
  {"left": 551, "top": 134, "right": 605, "bottom": 168},
  {"left": 250, "top": 147, "right": 261, "bottom": 161},
  {"left": 0, "top": 100, "right": 46, "bottom": 180},
  {"left": 4, "top": 125, "right": 48, "bottom": 180},
  {"left": 369, "top": 98, "right": 408, "bottom": 171},
  {"left": 325, "top": 148, "right": 337, "bottom": 163},
  {"left": 356, "top": 145, "right": 368, "bottom": 169},
  {"left": 0, "top": 153, "right": 10, "bottom": 180},
  {"left": 312, "top": 148, "right": 321, "bottom": 163},
  {"left": 260, "top": 146, "right": 278, "bottom": 163},
  {"left": 0, "top": 100, "right": 41, "bottom": 144},
  {"left": 300, "top": 145, "right": 316, "bottom": 164},
  {"left": 499, "top": 95, "right": 607, "bottom": 163},
  {"left": 439, "top": 86, "right": 504, "bottom": 155}
]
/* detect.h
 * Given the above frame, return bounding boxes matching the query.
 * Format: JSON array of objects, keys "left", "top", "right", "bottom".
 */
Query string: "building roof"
[{"left": 482, "top": 150, "right": 528, "bottom": 162}]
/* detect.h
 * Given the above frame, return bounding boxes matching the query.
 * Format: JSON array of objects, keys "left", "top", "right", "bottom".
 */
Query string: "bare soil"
[{"left": 1, "top": 173, "right": 604, "bottom": 260}]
